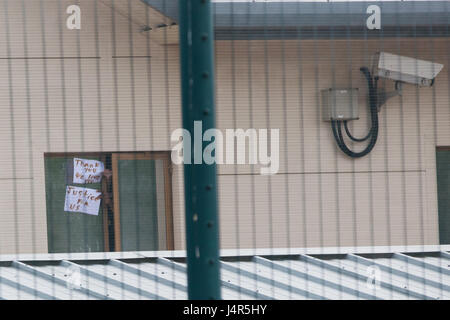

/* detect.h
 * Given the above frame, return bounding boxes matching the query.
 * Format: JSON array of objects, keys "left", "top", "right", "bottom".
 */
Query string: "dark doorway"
[{"left": 437, "top": 148, "right": 450, "bottom": 245}]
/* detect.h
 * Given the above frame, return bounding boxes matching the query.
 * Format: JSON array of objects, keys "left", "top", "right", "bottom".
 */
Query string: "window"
[
  {"left": 437, "top": 148, "right": 450, "bottom": 245},
  {"left": 44, "top": 152, "right": 174, "bottom": 253}
]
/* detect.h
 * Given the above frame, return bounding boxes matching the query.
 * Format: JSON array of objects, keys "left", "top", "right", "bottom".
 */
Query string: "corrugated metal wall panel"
[{"left": 0, "top": 0, "right": 447, "bottom": 254}]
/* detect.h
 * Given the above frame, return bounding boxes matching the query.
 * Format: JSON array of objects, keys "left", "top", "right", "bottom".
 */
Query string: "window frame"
[
  {"left": 111, "top": 151, "right": 174, "bottom": 251},
  {"left": 44, "top": 151, "right": 174, "bottom": 252}
]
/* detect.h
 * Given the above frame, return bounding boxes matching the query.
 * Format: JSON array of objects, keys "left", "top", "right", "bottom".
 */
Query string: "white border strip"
[{"left": 1, "top": 244, "right": 449, "bottom": 262}]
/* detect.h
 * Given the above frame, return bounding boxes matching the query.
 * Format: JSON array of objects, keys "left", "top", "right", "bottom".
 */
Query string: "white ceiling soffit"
[{"left": 99, "top": 0, "right": 178, "bottom": 44}]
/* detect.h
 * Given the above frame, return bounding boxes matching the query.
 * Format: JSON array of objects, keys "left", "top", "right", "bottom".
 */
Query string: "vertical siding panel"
[{"left": 0, "top": 1, "right": 447, "bottom": 253}]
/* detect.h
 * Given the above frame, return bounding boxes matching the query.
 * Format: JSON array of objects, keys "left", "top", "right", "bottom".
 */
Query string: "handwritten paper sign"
[
  {"left": 73, "top": 158, "right": 104, "bottom": 184},
  {"left": 64, "top": 186, "right": 101, "bottom": 216}
]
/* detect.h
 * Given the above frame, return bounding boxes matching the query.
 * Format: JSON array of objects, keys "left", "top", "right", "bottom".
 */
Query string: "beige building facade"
[{"left": 0, "top": 0, "right": 448, "bottom": 254}]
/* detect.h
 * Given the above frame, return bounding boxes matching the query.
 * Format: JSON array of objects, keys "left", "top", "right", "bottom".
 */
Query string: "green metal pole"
[{"left": 178, "top": 0, "right": 221, "bottom": 300}]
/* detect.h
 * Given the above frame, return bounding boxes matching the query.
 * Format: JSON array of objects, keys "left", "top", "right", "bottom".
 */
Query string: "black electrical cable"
[
  {"left": 343, "top": 120, "right": 372, "bottom": 142},
  {"left": 331, "top": 67, "right": 379, "bottom": 158}
]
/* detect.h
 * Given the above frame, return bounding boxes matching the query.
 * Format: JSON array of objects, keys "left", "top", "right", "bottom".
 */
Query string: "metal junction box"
[{"left": 322, "top": 88, "right": 359, "bottom": 121}]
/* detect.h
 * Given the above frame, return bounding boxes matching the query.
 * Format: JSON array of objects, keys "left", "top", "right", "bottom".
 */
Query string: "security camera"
[
  {"left": 374, "top": 51, "right": 443, "bottom": 86},
  {"left": 326, "top": 52, "right": 445, "bottom": 159}
]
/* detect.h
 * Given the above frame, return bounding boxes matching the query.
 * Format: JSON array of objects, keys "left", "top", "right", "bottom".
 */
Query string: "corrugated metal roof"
[{"left": 0, "top": 246, "right": 449, "bottom": 300}]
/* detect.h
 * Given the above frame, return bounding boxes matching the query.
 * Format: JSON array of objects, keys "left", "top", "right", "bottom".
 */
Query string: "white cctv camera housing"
[{"left": 374, "top": 52, "right": 443, "bottom": 86}]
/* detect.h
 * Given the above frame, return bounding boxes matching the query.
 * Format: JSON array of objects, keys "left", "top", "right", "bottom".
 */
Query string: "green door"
[
  {"left": 437, "top": 149, "right": 450, "bottom": 245},
  {"left": 112, "top": 153, "right": 160, "bottom": 251},
  {"left": 45, "top": 155, "right": 105, "bottom": 253}
]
